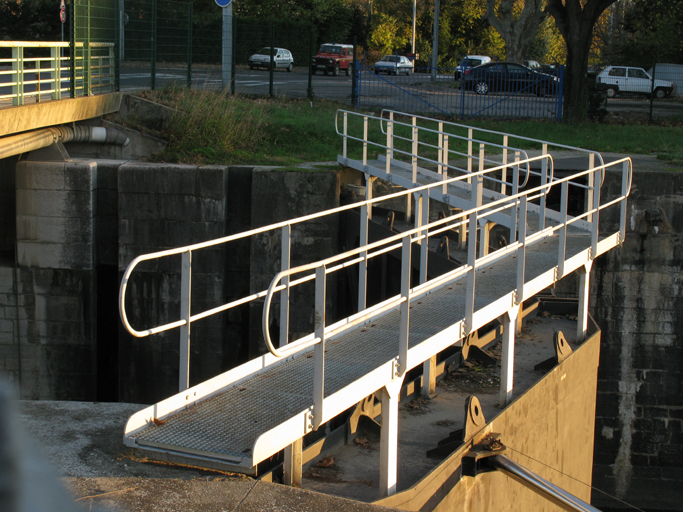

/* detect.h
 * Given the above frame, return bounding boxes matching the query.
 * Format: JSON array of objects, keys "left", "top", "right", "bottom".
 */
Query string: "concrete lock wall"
[
  {"left": 591, "top": 169, "right": 683, "bottom": 511},
  {"left": 0, "top": 157, "right": 341, "bottom": 404}
]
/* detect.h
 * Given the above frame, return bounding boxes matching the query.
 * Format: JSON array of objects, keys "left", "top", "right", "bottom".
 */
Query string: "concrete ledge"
[{"left": 0, "top": 93, "right": 123, "bottom": 137}]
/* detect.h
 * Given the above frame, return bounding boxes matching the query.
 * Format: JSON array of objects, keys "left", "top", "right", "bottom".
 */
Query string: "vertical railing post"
[
  {"left": 516, "top": 196, "right": 527, "bottom": 304},
  {"left": 441, "top": 134, "right": 449, "bottom": 196},
  {"left": 179, "top": 250, "right": 192, "bottom": 392},
  {"left": 385, "top": 115, "right": 393, "bottom": 174},
  {"left": 51, "top": 47, "right": 61, "bottom": 100},
  {"left": 362, "top": 116, "right": 368, "bottom": 167},
  {"left": 411, "top": 116, "right": 418, "bottom": 182},
  {"left": 343, "top": 111, "right": 348, "bottom": 160},
  {"left": 586, "top": 153, "right": 595, "bottom": 223},
  {"left": 557, "top": 180, "right": 568, "bottom": 278},
  {"left": 477, "top": 144, "right": 488, "bottom": 259},
  {"left": 539, "top": 143, "right": 548, "bottom": 230},
  {"left": 591, "top": 167, "right": 601, "bottom": 258},
  {"left": 12, "top": 47, "right": 23, "bottom": 106},
  {"left": 509, "top": 152, "right": 520, "bottom": 244},
  {"left": 417, "top": 192, "right": 429, "bottom": 284},
  {"left": 437, "top": 122, "right": 443, "bottom": 180},
  {"left": 501, "top": 135, "right": 508, "bottom": 195},
  {"left": 577, "top": 262, "right": 592, "bottom": 343},
  {"left": 151, "top": 0, "right": 157, "bottom": 90},
  {"left": 312, "top": 265, "right": 327, "bottom": 430},
  {"left": 279, "top": 225, "right": 291, "bottom": 348},
  {"left": 398, "top": 237, "right": 411, "bottom": 377},
  {"left": 187, "top": 2, "right": 193, "bottom": 89},
  {"left": 359, "top": 199, "right": 369, "bottom": 312},
  {"left": 620, "top": 161, "right": 629, "bottom": 244},
  {"left": 467, "top": 128, "right": 473, "bottom": 180}
]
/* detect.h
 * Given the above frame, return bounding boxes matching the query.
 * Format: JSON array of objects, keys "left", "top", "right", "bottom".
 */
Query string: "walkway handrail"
[
  {"left": 334, "top": 109, "right": 537, "bottom": 191},
  {"left": 379, "top": 109, "right": 606, "bottom": 186},
  {"left": 261, "top": 156, "right": 632, "bottom": 361},
  {"left": 119, "top": 149, "right": 631, "bottom": 395}
]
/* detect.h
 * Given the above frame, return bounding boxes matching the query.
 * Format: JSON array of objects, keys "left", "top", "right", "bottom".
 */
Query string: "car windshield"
[
  {"left": 381, "top": 56, "right": 399, "bottom": 63},
  {"left": 320, "top": 45, "right": 341, "bottom": 54}
]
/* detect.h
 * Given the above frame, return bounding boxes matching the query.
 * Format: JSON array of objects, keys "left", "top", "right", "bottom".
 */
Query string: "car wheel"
[
  {"left": 324, "top": 69, "right": 329, "bottom": 76},
  {"left": 654, "top": 88, "right": 666, "bottom": 100},
  {"left": 312, "top": 68, "right": 317, "bottom": 75},
  {"left": 333, "top": 63, "right": 340, "bottom": 76},
  {"left": 606, "top": 86, "right": 617, "bottom": 98},
  {"left": 287, "top": 63, "right": 293, "bottom": 72},
  {"left": 345, "top": 64, "right": 351, "bottom": 76},
  {"left": 475, "top": 81, "right": 489, "bottom": 95},
  {"left": 249, "top": 64, "right": 254, "bottom": 70}
]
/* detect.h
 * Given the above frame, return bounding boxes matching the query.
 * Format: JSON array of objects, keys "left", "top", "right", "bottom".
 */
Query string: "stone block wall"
[
  {"left": 248, "top": 169, "right": 340, "bottom": 357},
  {"left": 0, "top": 160, "right": 99, "bottom": 400},
  {"left": 591, "top": 169, "right": 683, "bottom": 511}
]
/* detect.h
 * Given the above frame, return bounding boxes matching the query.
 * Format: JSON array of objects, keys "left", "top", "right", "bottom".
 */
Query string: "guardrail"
[
  {"left": 0, "top": 41, "right": 115, "bottom": 106},
  {"left": 119, "top": 114, "right": 632, "bottom": 404}
]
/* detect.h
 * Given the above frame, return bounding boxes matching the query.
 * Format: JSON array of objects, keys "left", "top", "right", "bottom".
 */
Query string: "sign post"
[
  {"left": 216, "top": 0, "right": 233, "bottom": 91},
  {"left": 60, "top": 0, "right": 66, "bottom": 41}
]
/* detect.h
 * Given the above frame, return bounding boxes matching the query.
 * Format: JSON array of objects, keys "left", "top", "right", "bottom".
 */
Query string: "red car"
[{"left": 312, "top": 44, "right": 354, "bottom": 76}]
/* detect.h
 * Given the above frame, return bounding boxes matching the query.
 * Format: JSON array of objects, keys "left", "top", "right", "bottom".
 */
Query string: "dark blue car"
[{"left": 462, "top": 62, "right": 558, "bottom": 96}]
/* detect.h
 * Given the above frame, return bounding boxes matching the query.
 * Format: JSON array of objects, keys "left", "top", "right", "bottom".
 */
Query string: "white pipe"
[{"left": 0, "top": 125, "right": 129, "bottom": 160}]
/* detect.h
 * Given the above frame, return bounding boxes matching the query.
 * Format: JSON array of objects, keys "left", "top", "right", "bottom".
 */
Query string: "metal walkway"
[{"left": 120, "top": 110, "right": 631, "bottom": 497}]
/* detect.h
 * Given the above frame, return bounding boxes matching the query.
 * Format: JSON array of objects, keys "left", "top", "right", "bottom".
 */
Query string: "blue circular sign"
[{"left": 215, "top": 0, "right": 232, "bottom": 6}]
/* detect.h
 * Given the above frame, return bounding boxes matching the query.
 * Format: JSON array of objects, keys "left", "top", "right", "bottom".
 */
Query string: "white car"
[
  {"left": 374, "top": 55, "right": 413, "bottom": 76},
  {"left": 248, "top": 47, "right": 294, "bottom": 72},
  {"left": 597, "top": 65, "right": 673, "bottom": 99}
]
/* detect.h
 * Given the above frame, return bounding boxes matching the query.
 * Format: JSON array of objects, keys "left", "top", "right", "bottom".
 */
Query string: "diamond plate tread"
[{"left": 131, "top": 231, "right": 593, "bottom": 465}]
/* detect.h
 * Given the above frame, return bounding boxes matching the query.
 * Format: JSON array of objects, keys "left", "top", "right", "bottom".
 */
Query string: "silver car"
[
  {"left": 248, "top": 47, "right": 294, "bottom": 72},
  {"left": 374, "top": 55, "right": 413, "bottom": 76}
]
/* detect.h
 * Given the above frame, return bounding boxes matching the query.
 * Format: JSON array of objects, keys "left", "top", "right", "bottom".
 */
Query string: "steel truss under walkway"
[{"left": 119, "top": 110, "right": 631, "bottom": 498}]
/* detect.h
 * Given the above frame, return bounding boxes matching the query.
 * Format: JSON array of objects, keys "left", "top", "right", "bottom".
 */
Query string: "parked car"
[
  {"left": 461, "top": 61, "right": 558, "bottom": 96},
  {"left": 312, "top": 43, "right": 354, "bottom": 76},
  {"left": 454, "top": 55, "right": 492, "bottom": 80},
  {"left": 374, "top": 55, "right": 413, "bottom": 75},
  {"left": 248, "top": 47, "right": 293, "bottom": 72},
  {"left": 596, "top": 66, "right": 674, "bottom": 99}
]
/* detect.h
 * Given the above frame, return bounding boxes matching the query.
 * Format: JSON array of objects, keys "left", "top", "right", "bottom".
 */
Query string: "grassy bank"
[{"left": 136, "top": 87, "right": 683, "bottom": 168}]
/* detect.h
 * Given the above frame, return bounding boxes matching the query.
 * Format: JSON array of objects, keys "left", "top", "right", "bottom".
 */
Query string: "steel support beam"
[
  {"left": 283, "top": 438, "right": 302, "bottom": 487},
  {"left": 379, "top": 377, "right": 403, "bottom": 497},
  {"left": 500, "top": 307, "right": 518, "bottom": 407},
  {"left": 577, "top": 262, "right": 592, "bottom": 343}
]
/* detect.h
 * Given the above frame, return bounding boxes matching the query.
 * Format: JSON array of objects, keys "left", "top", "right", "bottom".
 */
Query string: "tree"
[
  {"left": 545, "top": 0, "right": 618, "bottom": 124},
  {"left": 484, "top": 0, "right": 547, "bottom": 64}
]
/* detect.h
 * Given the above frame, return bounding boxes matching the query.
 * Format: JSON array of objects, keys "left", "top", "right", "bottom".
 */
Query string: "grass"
[{"left": 132, "top": 86, "right": 683, "bottom": 168}]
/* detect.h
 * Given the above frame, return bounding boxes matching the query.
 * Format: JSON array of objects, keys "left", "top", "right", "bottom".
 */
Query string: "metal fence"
[{"left": 356, "top": 64, "right": 565, "bottom": 121}]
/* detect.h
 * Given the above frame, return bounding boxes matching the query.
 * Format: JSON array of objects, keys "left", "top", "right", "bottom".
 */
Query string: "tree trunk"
[{"left": 546, "top": 0, "right": 618, "bottom": 124}]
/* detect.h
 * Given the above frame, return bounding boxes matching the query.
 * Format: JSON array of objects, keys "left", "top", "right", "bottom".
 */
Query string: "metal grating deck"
[{"left": 129, "top": 232, "right": 593, "bottom": 467}]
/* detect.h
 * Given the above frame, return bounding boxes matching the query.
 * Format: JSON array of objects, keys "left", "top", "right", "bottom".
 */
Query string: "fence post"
[
  {"left": 351, "top": 36, "right": 358, "bottom": 106},
  {"left": 269, "top": 25, "right": 275, "bottom": 98},
  {"left": 231, "top": 14, "right": 236, "bottom": 95},
  {"left": 85, "top": 0, "right": 91, "bottom": 96},
  {"left": 69, "top": 0, "right": 75, "bottom": 98},
  {"left": 187, "top": 2, "right": 193, "bottom": 89},
  {"left": 179, "top": 250, "right": 192, "bottom": 392},
  {"left": 649, "top": 59, "right": 657, "bottom": 123},
  {"left": 307, "top": 29, "right": 314, "bottom": 100},
  {"left": 151, "top": 0, "right": 157, "bottom": 90}
]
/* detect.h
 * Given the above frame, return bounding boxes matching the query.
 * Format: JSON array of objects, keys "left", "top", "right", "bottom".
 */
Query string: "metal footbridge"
[{"left": 119, "top": 110, "right": 631, "bottom": 497}]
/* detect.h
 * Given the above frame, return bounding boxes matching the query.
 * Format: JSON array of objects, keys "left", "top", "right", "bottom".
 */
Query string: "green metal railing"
[{"left": 0, "top": 41, "right": 115, "bottom": 106}]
